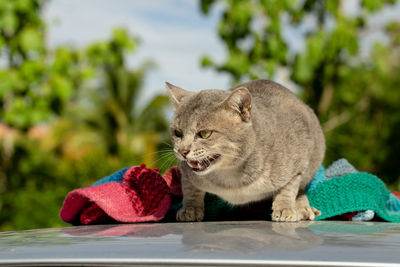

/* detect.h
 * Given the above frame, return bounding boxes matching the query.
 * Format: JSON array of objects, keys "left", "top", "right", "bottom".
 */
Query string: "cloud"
[{"left": 44, "top": 0, "right": 231, "bottom": 108}]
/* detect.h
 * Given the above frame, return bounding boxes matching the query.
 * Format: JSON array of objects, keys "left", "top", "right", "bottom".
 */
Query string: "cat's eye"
[
  {"left": 174, "top": 129, "right": 183, "bottom": 138},
  {"left": 198, "top": 130, "right": 213, "bottom": 139}
]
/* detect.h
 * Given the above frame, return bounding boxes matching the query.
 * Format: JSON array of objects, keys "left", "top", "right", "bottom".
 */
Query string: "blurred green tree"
[
  {"left": 0, "top": 0, "right": 173, "bottom": 230},
  {"left": 200, "top": 0, "right": 400, "bottom": 185},
  {"left": 0, "top": 0, "right": 59, "bottom": 129}
]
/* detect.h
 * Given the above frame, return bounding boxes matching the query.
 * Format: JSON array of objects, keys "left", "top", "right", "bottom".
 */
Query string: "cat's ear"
[
  {"left": 222, "top": 87, "right": 252, "bottom": 122},
  {"left": 165, "top": 82, "right": 194, "bottom": 107}
]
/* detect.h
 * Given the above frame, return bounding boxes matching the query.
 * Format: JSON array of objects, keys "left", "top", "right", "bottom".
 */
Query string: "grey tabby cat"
[{"left": 166, "top": 79, "right": 325, "bottom": 222}]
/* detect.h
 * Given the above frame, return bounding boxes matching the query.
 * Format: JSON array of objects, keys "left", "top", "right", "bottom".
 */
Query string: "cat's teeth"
[
  {"left": 187, "top": 154, "right": 221, "bottom": 173},
  {"left": 188, "top": 160, "right": 199, "bottom": 168},
  {"left": 202, "top": 160, "right": 210, "bottom": 168}
]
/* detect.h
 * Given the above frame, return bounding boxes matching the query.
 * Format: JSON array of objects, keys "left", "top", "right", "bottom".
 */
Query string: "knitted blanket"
[
  {"left": 307, "top": 159, "right": 400, "bottom": 222},
  {"left": 60, "top": 159, "right": 400, "bottom": 224}
]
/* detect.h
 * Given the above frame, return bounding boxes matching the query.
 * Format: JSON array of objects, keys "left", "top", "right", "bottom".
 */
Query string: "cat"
[{"left": 166, "top": 79, "right": 325, "bottom": 222}]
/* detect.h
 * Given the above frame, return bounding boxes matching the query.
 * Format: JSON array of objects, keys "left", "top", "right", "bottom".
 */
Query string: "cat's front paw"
[
  {"left": 272, "top": 207, "right": 300, "bottom": 222},
  {"left": 297, "top": 206, "right": 321, "bottom": 221},
  {"left": 176, "top": 206, "right": 204, "bottom": 222},
  {"left": 296, "top": 194, "right": 321, "bottom": 221}
]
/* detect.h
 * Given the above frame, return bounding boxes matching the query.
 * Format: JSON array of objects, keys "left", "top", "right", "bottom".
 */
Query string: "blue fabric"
[
  {"left": 325, "top": 158, "right": 359, "bottom": 179},
  {"left": 93, "top": 167, "right": 129, "bottom": 186},
  {"left": 386, "top": 193, "right": 400, "bottom": 214},
  {"left": 306, "top": 166, "right": 326, "bottom": 192}
]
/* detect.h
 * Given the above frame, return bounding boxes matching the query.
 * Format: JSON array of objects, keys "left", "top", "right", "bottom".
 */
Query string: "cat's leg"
[
  {"left": 176, "top": 181, "right": 205, "bottom": 222},
  {"left": 272, "top": 174, "right": 302, "bottom": 222},
  {"left": 296, "top": 193, "right": 321, "bottom": 220}
]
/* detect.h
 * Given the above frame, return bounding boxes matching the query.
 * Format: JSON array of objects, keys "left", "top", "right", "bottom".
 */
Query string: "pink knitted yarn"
[{"left": 60, "top": 165, "right": 171, "bottom": 224}]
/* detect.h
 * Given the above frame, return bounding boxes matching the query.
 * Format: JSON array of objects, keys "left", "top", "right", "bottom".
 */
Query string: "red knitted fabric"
[
  {"left": 60, "top": 165, "right": 172, "bottom": 224},
  {"left": 162, "top": 166, "right": 182, "bottom": 196},
  {"left": 122, "top": 164, "right": 170, "bottom": 216},
  {"left": 80, "top": 203, "right": 113, "bottom": 224}
]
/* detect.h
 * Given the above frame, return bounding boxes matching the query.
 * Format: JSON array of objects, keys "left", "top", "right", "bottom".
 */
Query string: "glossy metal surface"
[{"left": 1, "top": 221, "right": 400, "bottom": 266}]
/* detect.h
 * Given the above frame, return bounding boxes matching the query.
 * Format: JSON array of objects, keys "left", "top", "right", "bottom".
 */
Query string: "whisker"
[
  {"left": 158, "top": 154, "right": 178, "bottom": 172},
  {"left": 142, "top": 149, "right": 174, "bottom": 158},
  {"left": 160, "top": 141, "right": 174, "bottom": 148},
  {"left": 155, "top": 155, "right": 173, "bottom": 169},
  {"left": 153, "top": 152, "right": 176, "bottom": 165}
]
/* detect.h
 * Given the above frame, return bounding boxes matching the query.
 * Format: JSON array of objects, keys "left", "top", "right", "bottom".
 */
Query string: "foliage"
[
  {"left": 200, "top": 0, "right": 400, "bottom": 185},
  {"left": 3, "top": 0, "right": 399, "bottom": 231},
  {"left": 0, "top": 0, "right": 175, "bottom": 231}
]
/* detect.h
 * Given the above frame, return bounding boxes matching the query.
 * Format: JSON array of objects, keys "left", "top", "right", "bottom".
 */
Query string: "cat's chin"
[{"left": 186, "top": 154, "right": 221, "bottom": 175}]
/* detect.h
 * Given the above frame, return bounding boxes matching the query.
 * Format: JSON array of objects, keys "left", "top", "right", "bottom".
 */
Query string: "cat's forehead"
[
  {"left": 188, "top": 89, "right": 227, "bottom": 106},
  {"left": 173, "top": 89, "right": 229, "bottom": 129}
]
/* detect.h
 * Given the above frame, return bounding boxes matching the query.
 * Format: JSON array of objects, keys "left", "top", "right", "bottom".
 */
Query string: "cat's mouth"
[{"left": 187, "top": 154, "right": 221, "bottom": 173}]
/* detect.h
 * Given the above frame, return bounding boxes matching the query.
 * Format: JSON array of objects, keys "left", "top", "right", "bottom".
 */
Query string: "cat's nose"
[{"left": 178, "top": 149, "right": 190, "bottom": 157}]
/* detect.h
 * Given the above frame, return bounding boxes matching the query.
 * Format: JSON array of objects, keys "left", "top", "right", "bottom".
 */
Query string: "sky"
[{"left": 44, "top": 0, "right": 231, "bottom": 106}]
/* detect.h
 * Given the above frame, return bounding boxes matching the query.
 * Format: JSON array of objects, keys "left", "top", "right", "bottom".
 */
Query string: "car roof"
[{"left": 0, "top": 220, "right": 400, "bottom": 266}]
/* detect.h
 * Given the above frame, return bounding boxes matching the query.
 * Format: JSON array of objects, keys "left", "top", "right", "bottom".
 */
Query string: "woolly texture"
[
  {"left": 352, "top": 210, "right": 375, "bottom": 221},
  {"left": 80, "top": 203, "right": 112, "bottom": 224},
  {"left": 306, "top": 166, "right": 326, "bottom": 192},
  {"left": 325, "top": 158, "right": 358, "bottom": 179},
  {"left": 60, "top": 165, "right": 171, "bottom": 224},
  {"left": 307, "top": 172, "right": 400, "bottom": 222},
  {"left": 122, "top": 166, "right": 170, "bottom": 216},
  {"left": 160, "top": 166, "right": 182, "bottom": 197},
  {"left": 61, "top": 160, "right": 400, "bottom": 224},
  {"left": 93, "top": 167, "right": 129, "bottom": 185},
  {"left": 311, "top": 158, "right": 376, "bottom": 221}
]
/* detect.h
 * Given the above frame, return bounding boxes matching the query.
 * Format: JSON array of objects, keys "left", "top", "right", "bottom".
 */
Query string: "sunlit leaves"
[
  {"left": 218, "top": 1, "right": 253, "bottom": 48},
  {"left": 113, "top": 28, "right": 137, "bottom": 51},
  {"left": 0, "top": 1, "right": 171, "bottom": 231},
  {"left": 19, "top": 27, "right": 43, "bottom": 54},
  {"left": 362, "top": 0, "right": 385, "bottom": 11},
  {"left": 330, "top": 17, "right": 359, "bottom": 57},
  {"left": 292, "top": 29, "right": 324, "bottom": 83},
  {"left": 87, "top": 28, "right": 137, "bottom": 66},
  {"left": 0, "top": 0, "right": 22, "bottom": 37}
]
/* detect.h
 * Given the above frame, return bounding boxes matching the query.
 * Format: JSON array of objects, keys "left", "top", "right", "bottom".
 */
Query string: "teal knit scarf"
[{"left": 306, "top": 160, "right": 400, "bottom": 222}]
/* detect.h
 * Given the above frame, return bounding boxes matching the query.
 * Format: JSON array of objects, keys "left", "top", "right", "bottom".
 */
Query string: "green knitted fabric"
[
  {"left": 307, "top": 172, "right": 400, "bottom": 222},
  {"left": 204, "top": 193, "right": 236, "bottom": 220},
  {"left": 201, "top": 172, "right": 400, "bottom": 222}
]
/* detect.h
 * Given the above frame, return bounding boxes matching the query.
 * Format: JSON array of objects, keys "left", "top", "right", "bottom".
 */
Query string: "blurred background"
[{"left": 0, "top": 0, "right": 399, "bottom": 231}]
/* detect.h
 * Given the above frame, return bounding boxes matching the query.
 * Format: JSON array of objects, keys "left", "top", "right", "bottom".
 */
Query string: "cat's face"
[{"left": 166, "top": 83, "right": 254, "bottom": 175}]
